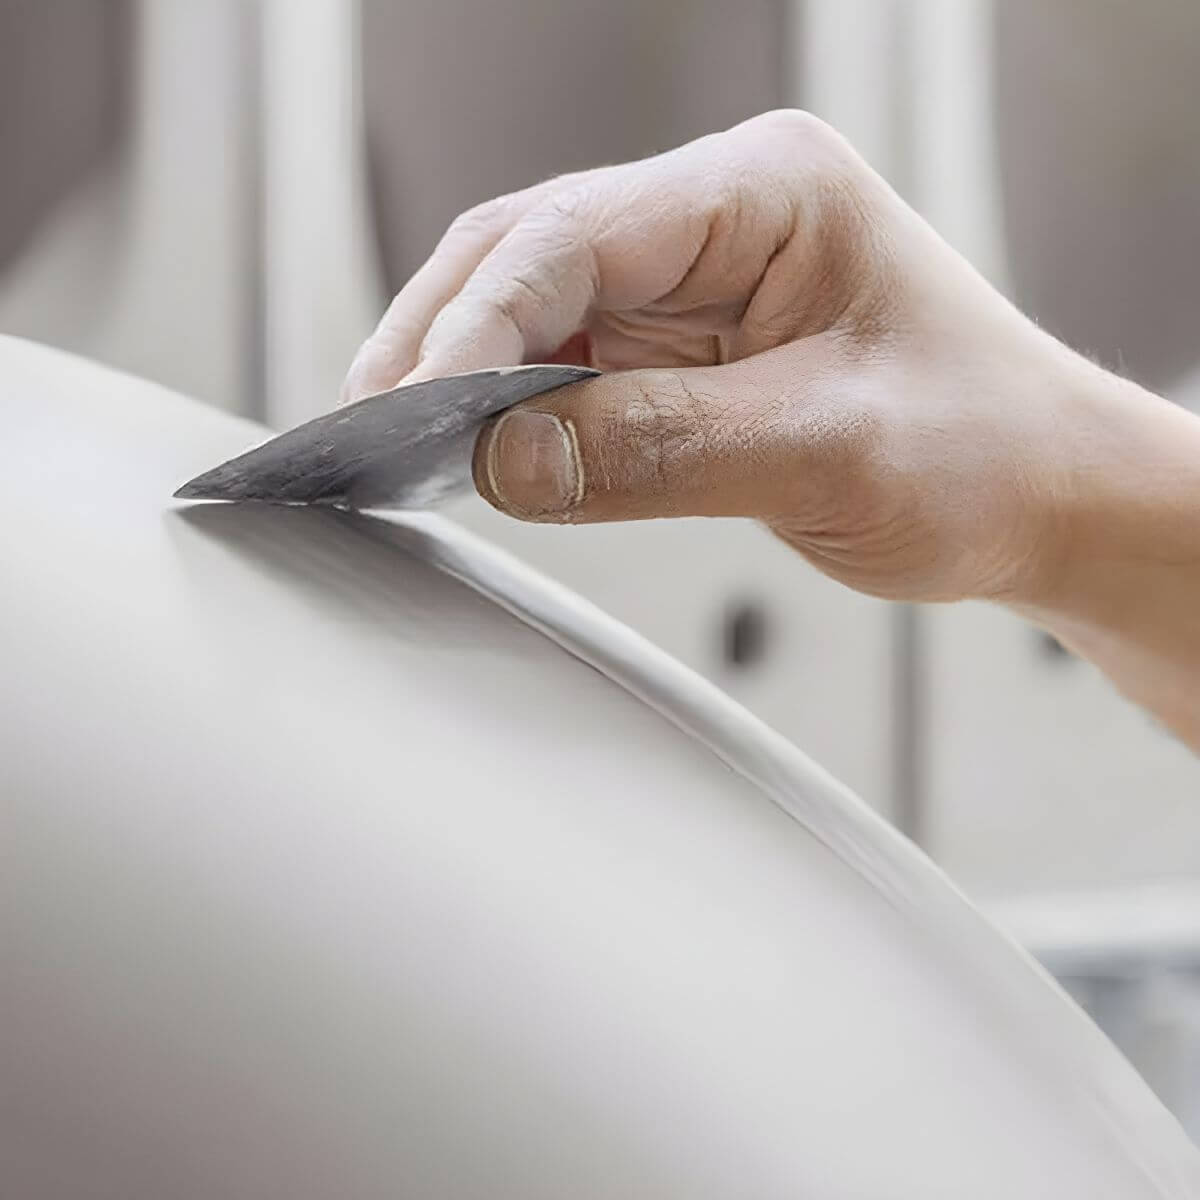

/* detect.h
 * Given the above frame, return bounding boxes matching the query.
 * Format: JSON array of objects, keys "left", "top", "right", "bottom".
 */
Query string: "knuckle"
[
  {"left": 748, "top": 108, "right": 857, "bottom": 170},
  {"left": 491, "top": 273, "right": 553, "bottom": 331},
  {"left": 619, "top": 371, "right": 712, "bottom": 486},
  {"left": 475, "top": 201, "right": 598, "bottom": 327},
  {"left": 420, "top": 295, "right": 478, "bottom": 352},
  {"left": 527, "top": 185, "right": 593, "bottom": 235},
  {"left": 373, "top": 303, "right": 422, "bottom": 349},
  {"left": 750, "top": 107, "right": 828, "bottom": 143},
  {"left": 444, "top": 195, "right": 512, "bottom": 243},
  {"left": 429, "top": 272, "right": 548, "bottom": 344},
  {"left": 625, "top": 370, "right": 705, "bottom": 429}
]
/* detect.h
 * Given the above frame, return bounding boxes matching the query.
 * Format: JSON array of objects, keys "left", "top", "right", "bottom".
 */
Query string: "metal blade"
[{"left": 174, "top": 364, "right": 599, "bottom": 510}]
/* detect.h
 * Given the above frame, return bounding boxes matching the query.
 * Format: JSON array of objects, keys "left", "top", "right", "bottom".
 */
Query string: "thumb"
[{"left": 472, "top": 345, "right": 858, "bottom": 524}]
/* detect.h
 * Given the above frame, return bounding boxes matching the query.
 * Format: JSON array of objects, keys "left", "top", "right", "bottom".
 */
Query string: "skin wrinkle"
[
  {"left": 731, "top": 232, "right": 809, "bottom": 354},
  {"left": 656, "top": 203, "right": 721, "bottom": 312},
  {"left": 622, "top": 373, "right": 711, "bottom": 502},
  {"left": 599, "top": 187, "right": 712, "bottom": 308},
  {"left": 491, "top": 232, "right": 590, "bottom": 349},
  {"left": 495, "top": 275, "right": 552, "bottom": 335}
]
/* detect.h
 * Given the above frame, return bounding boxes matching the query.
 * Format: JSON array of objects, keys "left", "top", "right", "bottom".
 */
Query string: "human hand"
[{"left": 341, "top": 111, "right": 1194, "bottom": 626}]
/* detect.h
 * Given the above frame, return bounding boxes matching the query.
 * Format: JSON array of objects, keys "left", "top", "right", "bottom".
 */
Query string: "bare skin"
[{"left": 343, "top": 110, "right": 1200, "bottom": 749}]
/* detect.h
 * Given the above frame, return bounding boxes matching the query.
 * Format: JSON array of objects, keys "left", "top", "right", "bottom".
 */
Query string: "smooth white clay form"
[{"left": 1, "top": 335, "right": 1197, "bottom": 1198}]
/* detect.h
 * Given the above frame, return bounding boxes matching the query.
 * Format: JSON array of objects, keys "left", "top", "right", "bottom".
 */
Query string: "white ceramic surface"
[{"left": 1, "top": 336, "right": 1197, "bottom": 1197}]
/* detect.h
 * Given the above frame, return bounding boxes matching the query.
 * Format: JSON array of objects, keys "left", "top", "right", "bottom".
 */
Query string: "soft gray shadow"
[{"left": 171, "top": 502, "right": 530, "bottom": 654}]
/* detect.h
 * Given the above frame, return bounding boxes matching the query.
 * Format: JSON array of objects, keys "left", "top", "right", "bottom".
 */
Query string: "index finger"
[
  {"left": 411, "top": 163, "right": 713, "bottom": 382},
  {"left": 340, "top": 171, "right": 599, "bottom": 404}
]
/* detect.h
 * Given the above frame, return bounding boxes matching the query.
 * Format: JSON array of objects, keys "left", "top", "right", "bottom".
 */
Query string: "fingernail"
[{"left": 483, "top": 409, "right": 581, "bottom": 518}]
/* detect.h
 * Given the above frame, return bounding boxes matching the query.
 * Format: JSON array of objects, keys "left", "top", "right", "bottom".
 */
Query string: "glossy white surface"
[{"left": 2, "top": 336, "right": 1198, "bottom": 1197}]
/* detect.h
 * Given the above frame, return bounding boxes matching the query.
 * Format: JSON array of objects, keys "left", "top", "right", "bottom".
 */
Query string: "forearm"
[{"left": 1012, "top": 357, "right": 1200, "bottom": 749}]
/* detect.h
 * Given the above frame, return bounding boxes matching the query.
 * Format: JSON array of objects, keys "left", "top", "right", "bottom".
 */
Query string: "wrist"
[
  {"left": 1028, "top": 362, "right": 1200, "bottom": 619},
  {"left": 1005, "top": 357, "right": 1200, "bottom": 743}
]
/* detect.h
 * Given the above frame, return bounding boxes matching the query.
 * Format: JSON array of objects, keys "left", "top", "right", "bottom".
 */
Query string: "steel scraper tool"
[{"left": 174, "top": 364, "right": 599, "bottom": 510}]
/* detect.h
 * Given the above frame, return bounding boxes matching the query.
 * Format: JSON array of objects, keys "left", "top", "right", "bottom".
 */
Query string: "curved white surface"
[{"left": 1, "top": 335, "right": 1198, "bottom": 1197}]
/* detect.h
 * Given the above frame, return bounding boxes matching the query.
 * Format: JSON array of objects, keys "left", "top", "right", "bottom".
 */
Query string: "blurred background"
[{"left": 2, "top": 0, "right": 1198, "bottom": 1134}]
